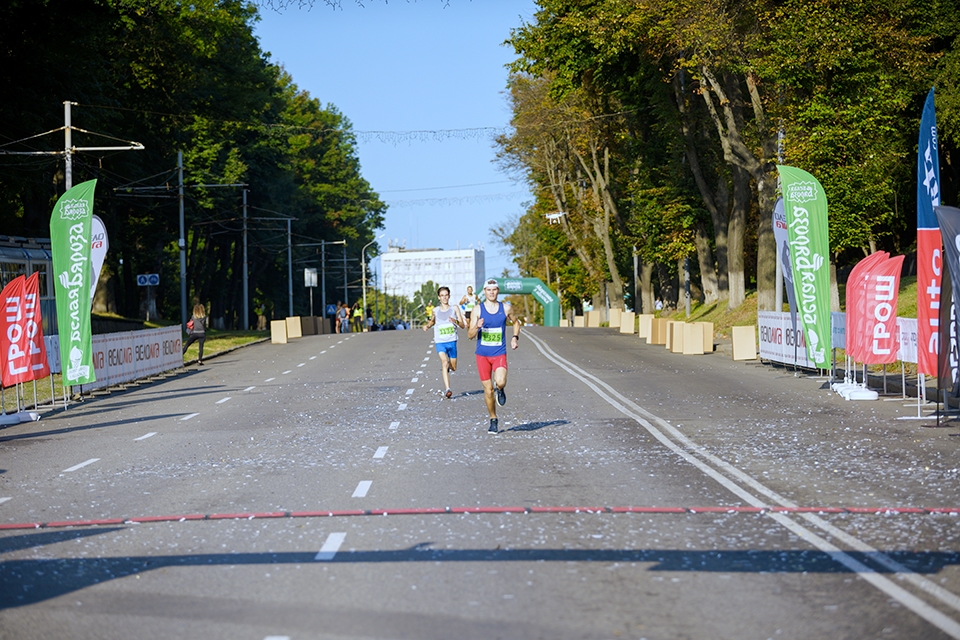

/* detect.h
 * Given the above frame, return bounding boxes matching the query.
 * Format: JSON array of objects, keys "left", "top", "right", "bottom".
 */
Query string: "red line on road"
[{"left": 2, "top": 505, "right": 960, "bottom": 531}]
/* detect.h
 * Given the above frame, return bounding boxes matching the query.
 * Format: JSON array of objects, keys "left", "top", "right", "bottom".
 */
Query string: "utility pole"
[
  {"left": 178, "top": 152, "right": 187, "bottom": 329},
  {"left": 242, "top": 189, "right": 249, "bottom": 330},
  {"left": 288, "top": 219, "right": 293, "bottom": 317},
  {"left": 64, "top": 102, "right": 73, "bottom": 190}
]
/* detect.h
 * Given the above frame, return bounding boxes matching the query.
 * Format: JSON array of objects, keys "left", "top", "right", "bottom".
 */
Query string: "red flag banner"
[
  {"left": 1, "top": 273, "right": 51, "bottom": 387},
  {"left": 864, "top": 255, "right": 905, "bottom": 364},
  {"left": 1, "top": 275, "right": 26, "bottom": 388},
  {"left": 22, "top": 272, "right": 50, "bottom": 382},
  {"left": 845, "top": 252, "right": 888, "bottom": 363}
]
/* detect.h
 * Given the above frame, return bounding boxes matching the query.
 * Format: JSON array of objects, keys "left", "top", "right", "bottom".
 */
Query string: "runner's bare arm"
[
  {"left": 468, "top": 308, "right": 483, "bottom": 339},
  {"left": 505, "top": 304, "right": 521, "bottom": 349}
]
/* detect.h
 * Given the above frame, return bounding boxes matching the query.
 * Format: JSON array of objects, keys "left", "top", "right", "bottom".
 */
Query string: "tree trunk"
[
  {"left": 640, "top": 260, "right": 655, "bottom": 314},
  {"left": 727, "top": 166, "right": 750, "bottom": 309},
  {"left": 693, "top": 222, "right": 718, "bottom": 304},
  {"left": 657, "top": 263, "right": 678, "bottom": 310}
]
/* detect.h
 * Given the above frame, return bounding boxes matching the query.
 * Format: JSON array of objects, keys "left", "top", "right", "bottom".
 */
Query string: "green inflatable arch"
[{"left": 491, "top": 277, "right": 561, "bottom": 327}]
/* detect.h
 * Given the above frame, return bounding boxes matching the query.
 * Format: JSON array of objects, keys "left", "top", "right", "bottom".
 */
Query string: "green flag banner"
[
  {"left": 50, "top": 179, "right": 98, "bottom": 386},
  {"left": 778, "top": 165, "right": 831, "bottom": 367}
]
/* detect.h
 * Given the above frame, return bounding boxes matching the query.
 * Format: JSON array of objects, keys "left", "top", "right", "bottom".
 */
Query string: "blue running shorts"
[{"left": 436, "top": 341, "right": 458, "bottom": 359}]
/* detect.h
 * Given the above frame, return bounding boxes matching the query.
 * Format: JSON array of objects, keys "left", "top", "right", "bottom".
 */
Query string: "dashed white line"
[
  {"left": 411, "top": 378, "right": 419, "bottom": 383},
  {"left": 265, "top": 377, "right": 276, "bottom": 382},
  {"left": 373, "top": 447, "right": 388, "bottom": 459},
  {"left": 419, "top": 364, "right": 426, "bottom": 368},
  {"left": 297, "top": 363, "right": 306, "bottom": 367},
  {"left": 315, "top": 532, "right": 346, "bottom": 561},
  {"left": 244, "top": 386, "right": 256, "bottom": 392},
  {"left": 389, "top": 421, "right": 400, "bottom": 429},
  {"left": 0, "top": 497, "right": 12, "bottom": 505},
  {"left": 134, "top": 432, "right": 157, "bottom": 441},
  {"left": 423, "top": 357, "right": 430, "bottom": 362},
  {"left": 216, "top": 397, "right": 232, "bottom": 404},
  {"left": 352, "top": 481, "right": 372, "bottom": 498},
  {"left": 309, "top": 356, "right": 317, "bottom": 360},
  {"left": 281, "top": 370, "right": 292, "bottom": 375},
  {"left": 181, "top": 413, "right": 199, "bottom": 421},
  {"left": 264, "top": 636, "right": 290, "bottom": 640},
  {"left": 398, "top": 403, "right": 407, "bottom": 411},
  {"left": 405, "top": 389, "right": 414, "bottom": 395},
  {"left": 63, "top": 458, "right": 100, "bottom": 473},
  {"left": 321, "top": 350, "right": 327, "bottom": 354}
]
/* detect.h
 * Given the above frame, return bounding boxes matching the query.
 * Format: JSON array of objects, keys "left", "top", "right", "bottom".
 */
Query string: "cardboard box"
[
  {"left": 732, "top": 325, "right": 758, "bottom": 360},
  {"left": 682, "top": 322, "right": 704, "bottom": 355},
  {"left": 648, "top": 317, "right": 668, "bottom": 345},
  {"left": 574, "top": 315, "right": 585, "bottom": 328},
  {"left": 697, "top": 322, "right": 714, "bottom": 353},
  {"left": 608, "top": 307, "right": 622, "bottom": 328},
  {"left": 270, "top": 319, "right": 287, "bottom": 344},
  {"left": 669, "top": 322, "right": 685, "bottom": 353},
  {"left": 619, "top": 311, "right": 636, "bottom": 334},
  {"left": 286, "top": 316, "right": 303, "bottom": 339},
  {"left": 637, "top": 314, "right": 653, "bottom": 339},
  {"left": 586, "top": 310, "right": 602, "bottom": 327},
  {"left": 301, "top": 316, "right": 317, "bottom": 336}
]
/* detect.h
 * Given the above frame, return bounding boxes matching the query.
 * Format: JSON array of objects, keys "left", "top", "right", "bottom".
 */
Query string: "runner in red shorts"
[{"left": 468, "top": 278, "right": 520, "bottom": 434}]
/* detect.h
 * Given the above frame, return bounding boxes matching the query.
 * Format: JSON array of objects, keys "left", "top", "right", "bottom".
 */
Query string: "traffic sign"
[
  {"left": 137, "top": 273, "right": 160, "bottom": 286},
  {"left": 326, "top": 304, "right": 337, "bottom": 316}
]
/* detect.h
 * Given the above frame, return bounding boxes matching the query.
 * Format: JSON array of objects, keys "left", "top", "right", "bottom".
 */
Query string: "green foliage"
[{"left": 0, "top": 0, "right": 385, "bottom": 327}]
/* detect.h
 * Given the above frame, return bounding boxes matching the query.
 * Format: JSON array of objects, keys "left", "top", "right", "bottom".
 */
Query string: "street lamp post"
[{"left": 361, "top": 234, "right": 385, "bottom": 331}]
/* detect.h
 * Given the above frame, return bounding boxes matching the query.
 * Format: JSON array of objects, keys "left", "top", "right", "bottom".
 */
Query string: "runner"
[
  {"left": 459, "top": 285, "right": 478, "bottom": 322},
  {"left": 468, "top": 278, "right": 520, "bottom": 434},
  {"left": 422, "top": 286, "right": 466, "bottom": 398}
]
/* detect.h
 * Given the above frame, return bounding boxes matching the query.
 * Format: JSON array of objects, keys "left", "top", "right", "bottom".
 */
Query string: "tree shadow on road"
[{"left": 507, "top": 420, "right": 568, "bottom": 432}]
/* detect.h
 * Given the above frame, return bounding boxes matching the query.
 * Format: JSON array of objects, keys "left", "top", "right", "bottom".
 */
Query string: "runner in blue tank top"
[{"left": 468, "top": 278, "right": 521, "bottom": 434}]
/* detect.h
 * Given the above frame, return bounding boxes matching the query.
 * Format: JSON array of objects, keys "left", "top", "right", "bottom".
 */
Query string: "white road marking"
[
  {"left": 216, "top": 397, "right": 231, "bottom": 404},
  {"left": 352, "top": 481, "right": 372, "bottom": 497},
  {"left": 405, "top": 389, "right": 414, "bottom": 395},
  {"left": 373, "top": 446, "right": 388, "bottom": 459},
  {"left": 244, "top": 386, "right": 256, "bottom": 392},
  {"left": 180, "top": 413, "right": 199, "bottom": 421},
  {"left": 337, "top": 340, "right": 344, "bottom": 344},
  {"left": 0, "top": 497, "right": 12, "bottom": 505},
  {"left": 419, "top": 364, "right": 426, "bottom": 368},
  {"left": 411, "top": 378, "right": 418, "bottom": 383},
  {"left": 526, "top": 331, "right": 960, "bottom": 639},
  {"left": 264, "top": 636, "right": 290, "bottom": 640},
  {"left": 281, "top": 370, "right": 292, "bottom": 375},
  {"left": 321, "top": 350, "right": 327, "bottom": 354},
  {"left": 309, "top": 356, "right": 317, "bottom": 360},
  {"left": 389, "top": 421, "right": 399, "bottom": 429},
  {"left": 297, "top": 363, "right": 306, "bottom": 367},
  {"left": 315, "top": 532, "right": 346, "bottom": 561},
  {"left": 134, "top": 432, "right": 156, "bottom": 441},
  {"left": 265, "top": 377, "right": 276, "bottom": 382},
  {"left": 63, "top": 458, "right": 100, "bottom": 473},
  {"left": 398, "top": 403, "right": 407, "bottom": 411},
  {"left": 423, "top": 357, "right": 430, "bottom": 361}
]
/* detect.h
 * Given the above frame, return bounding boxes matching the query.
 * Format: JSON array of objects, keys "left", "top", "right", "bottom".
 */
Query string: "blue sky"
[{"left": 253, "top": 0, "right": 539, "bottom": 283}]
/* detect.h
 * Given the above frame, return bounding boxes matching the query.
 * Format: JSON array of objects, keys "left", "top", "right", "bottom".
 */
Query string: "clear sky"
[{"left": 252, "top": 0, "right": 539, "bottom": 286}]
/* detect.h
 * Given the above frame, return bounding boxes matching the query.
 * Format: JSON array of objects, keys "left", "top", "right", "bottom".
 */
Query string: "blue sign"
[
  {"left": 326, "top": 304, "right": 337, "bottom": 316},
  {"left": 137, "top": 274, "right": 160, "bottom": 286}
]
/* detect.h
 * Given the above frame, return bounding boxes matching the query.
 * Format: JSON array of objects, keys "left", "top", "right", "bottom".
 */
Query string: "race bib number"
[
  {"left": 438, "top": 324, "right": 456, "bottom": 337},
  {"left": 480, "top": 326, "right": 502, "bottom": 347}
]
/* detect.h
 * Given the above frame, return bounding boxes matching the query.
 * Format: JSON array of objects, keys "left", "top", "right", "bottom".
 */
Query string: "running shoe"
[
  {"left": 488, "top": 418, "right": 498, "bottom": 434},
  {"left": 445, "top": 388, "right": 452, "bottom": 399},
  {"left": 495, "top": 385, "right": 506, "bottom": 406}
]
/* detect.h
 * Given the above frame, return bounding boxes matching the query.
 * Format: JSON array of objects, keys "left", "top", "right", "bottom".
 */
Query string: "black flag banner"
[{"left": 935, "top": 206, "right": 960, "bottom": 395}]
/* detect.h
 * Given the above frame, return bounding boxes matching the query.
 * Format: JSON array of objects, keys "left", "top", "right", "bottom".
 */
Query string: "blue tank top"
[{"left": 476, "top": 302, "right": 508, "bottom": 357}]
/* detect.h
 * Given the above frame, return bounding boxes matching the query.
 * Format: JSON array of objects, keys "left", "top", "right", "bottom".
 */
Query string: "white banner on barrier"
[
  {"left": 45, "top": 326, "right": 182, "bottom": 391},
  {"left": 759, "top": 311, "right": 918, "bottom": 367}
]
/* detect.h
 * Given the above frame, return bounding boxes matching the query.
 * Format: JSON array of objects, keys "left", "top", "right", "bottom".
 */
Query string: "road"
[{"left": 2, "top": 326, "right": 960, "bottom": 639}]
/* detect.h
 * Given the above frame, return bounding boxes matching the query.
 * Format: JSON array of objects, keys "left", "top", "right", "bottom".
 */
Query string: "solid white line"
[
  {"left": 264, "top": 636, "right": 290, "bottom": 640},
  {"left": 63, "top": 458, "right": 100, "bottom": 473},
  {"left": 281, "top": 370, "right": 292, "bottom": 375},
  {"left": 352, "top": 481, "right": 372, "bottom": 498},
  {"left": 398, "top": 403, "right": 407, "bottom": 411},
  {"left": 0, "top": 497, "right": 12, "bottom": 505},
  {"left": 244, "top": 386, "right": 256, "bottom": 392},
  {"left": 216, "top": 397, "right": 231, "bottom": 404},
  {"left": 315, "top": 532, "right": 346, "bottom": 561},
  {"left": 180, "top": 413, "right": 199, "bottom": 421},
  {"left": 265, "top": 377, "right": 276, "bottom": 382},
  {"left": 134, "top": 432, "right": 157, "bottom": 441},
  {"left": 389, "top": 421, "right": 399, "bottom": 429},
  {"left": 405, "top": 389, "right": 414, "bottom": 395},
  {"left": 526, "top": 331, "right": 960, "bottom": 639},
  {"left": 373, "top": 446, "right": 388, "bottom": 459}
]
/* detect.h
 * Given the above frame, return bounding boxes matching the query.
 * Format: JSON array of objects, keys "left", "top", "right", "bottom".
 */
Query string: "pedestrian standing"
[
  {"left": 423, "top": 286, "right": 466, "bottom": 398},
  {"left": 351, "top": 301, "right": 363, "bottom": 332},
  {"left": 336, "top": 302, "right": 349, "bottom": 333},
  {"left": 468, "top": 278, "right": 520, "bottom": 434},
  {"left": 182, "top": 303, "right": 208, "bottom": 365}
]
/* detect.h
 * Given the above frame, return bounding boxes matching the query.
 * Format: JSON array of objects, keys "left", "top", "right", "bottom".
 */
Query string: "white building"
[{"left": 380, "top": 245, "right": 485, "bottom": 303}]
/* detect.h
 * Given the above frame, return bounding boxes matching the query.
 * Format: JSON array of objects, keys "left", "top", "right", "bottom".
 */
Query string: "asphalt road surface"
[{"left": 2, "top": 327, "right": 960, "bottom": 640}]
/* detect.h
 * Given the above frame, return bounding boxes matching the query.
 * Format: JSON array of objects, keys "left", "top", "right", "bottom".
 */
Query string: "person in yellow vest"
[{"left": 351, "top": 301, "right": 363, "bottom": 332}]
